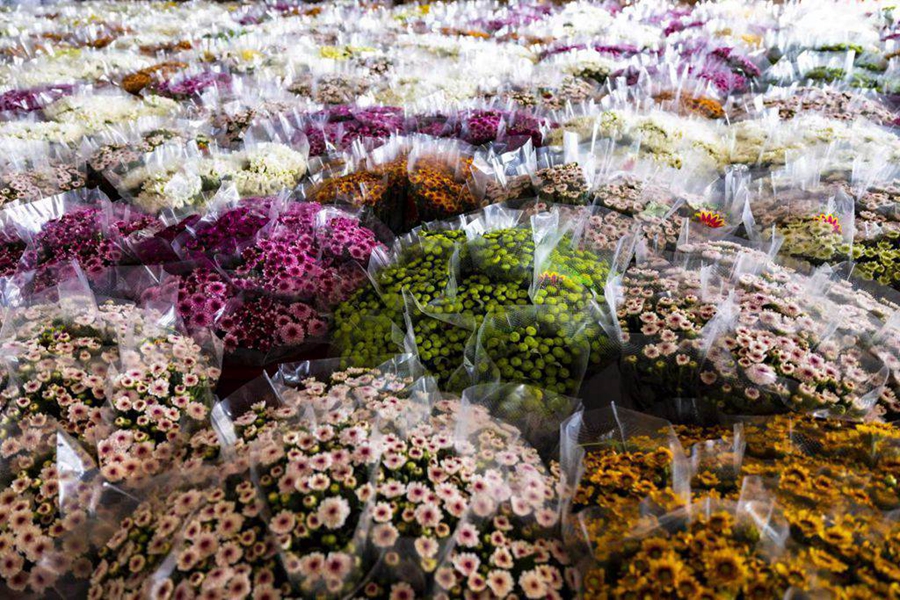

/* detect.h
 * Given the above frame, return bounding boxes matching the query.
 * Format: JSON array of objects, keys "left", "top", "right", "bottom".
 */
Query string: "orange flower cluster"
[
  {"left": 653, "top": 91, "right": 726, "bottom": 119},
  {"left": 310, "top": 154, "right": 476, "bottom": 232},
  {"left": 121, "top": 61, "right": 187, "bottom": 95}
]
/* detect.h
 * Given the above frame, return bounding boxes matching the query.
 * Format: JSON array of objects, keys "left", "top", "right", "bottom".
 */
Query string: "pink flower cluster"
[
  {"left": 22, "top": 206, "right": 159, "bottom": 290},
  {"left": 303, "top": 106, "right": 405, "bottom": 157},
  {"left": 229, "top": 205, "right": 381, "bottom": 303},
  {"left": 216, "top": 295, "right": 327, "bottom": 353}
]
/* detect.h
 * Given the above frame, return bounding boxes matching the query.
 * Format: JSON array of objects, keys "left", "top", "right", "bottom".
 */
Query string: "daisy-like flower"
[{"left": 318, "top": 497, "right": 351, "bottom": 530}]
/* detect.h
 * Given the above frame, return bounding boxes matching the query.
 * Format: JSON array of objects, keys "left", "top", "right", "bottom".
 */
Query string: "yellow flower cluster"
[{"left": 572, "top": 415, "right": 900, "bottom": 599}]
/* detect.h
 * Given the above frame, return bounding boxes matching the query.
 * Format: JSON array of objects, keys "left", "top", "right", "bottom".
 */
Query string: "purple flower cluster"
[
  {"left": 664, "top": 19, "right": 704, "bottom": 37},
  {"left": 0, "top": 84, "right": 73, "bottom": 114},
  {"left": 132, "top": 214, "right": 202, "bottom": 264},
  {"left": 474, "top": 3, "right": 552, "bottom": 33},
  {"left": 181, "top": 199, "right": 275, "bottom": 257},
  {"left": 0, "top": 233, "right": 25, "bottom": 277},
  {"left": 154, "top": 71, "right": 232, "bottom": 100},
  {"left": 229, "top": 203, "right": 382, "bottom": 304},
  {"left": 460, "top": 109, "right": 548, "bottom": 148},
  {"left": 695, "top": 47, "right": 761, "bottom": 93},
  {"left": 141, "top": 268, "right": 231, "bottom": 331},
  {"left": 542, "top": 43, "right": 641, "bottom": 60},
  {"left": 216, "top": 295, "right": 327, "bottom": 352},
  {"left": 594, "top": 43, "right": 641, "bottom": 57},
  {"left": 300, "top": 106, "right": 556, "bottom": 157},
  {"left": 22, "top": 207, "right": 159, "bottom": 289},
  {"left": 302, "top": 106, "right": 405, "bottom": 157}
]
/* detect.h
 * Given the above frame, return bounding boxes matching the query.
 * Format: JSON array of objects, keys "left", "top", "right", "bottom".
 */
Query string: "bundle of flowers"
[
  {"left": 0, "top": 298, "right": 221, "bottom": 484},
  {"left": 90, "top": 364, "right": 575, "bottom": 598},
  {"left": 41, "top": 92, "right": 181, "bottom": 136},
  {"left": 0, "top": 84, "right": 74, "bottom": 114},
  {"left": 546, "top": 110, "right": 727, "bottom": 172},
  {"left": 87, "top": 126, "right": 201, "bottom": 175},
  {"left": 96, "top": 329, "right": 221, "bottom": 483},
  {"left": 565, "top": 406, "right": 900, "bottom": 599},
  {"left": 112, "top": 143, "right": 307, "bottom": 214},
  {"left": 0, "top": 157, "right": 85, "bottom": 208},
  {"left": 222, "top": 201, "right": 384, "bottom": 305},
  {"left": 87, "top": 468, "right": 287, "bottom": 600},
  {"left": 301, "top": 105, "right": 406, "bottom": 158},
  {"left": 334, "top": 212, "right": 610, "bottom": 392},
  {"left": 216, "top": 295, "right": 328, "bottom": 355},
  {"left": 616, "top": 241, "right": 898, "bottom": 419},
  {"left": 140, "top": 267, "right": 231, "bottom": 332},
  {"left": 15, "top": 202, "right": 159, "bottom": 292},
  {"left": 0, "top": 415, "right": 126, "bottom": 596},
  {"left": 743, "top": 86, "right": 899, "bottom": 125},
  {"left": 308, "top": 142, "right": 477, "bottom": 234},
  {"left": 149, "top": 70, "right": 231, "bottom": 100},
  {"left": 591, "top": 174, "right": 733, "bottom": 253}
]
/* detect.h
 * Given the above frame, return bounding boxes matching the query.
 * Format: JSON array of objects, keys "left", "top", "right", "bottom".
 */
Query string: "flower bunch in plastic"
[
  {"left": 564, "top": 406, "right": 900, "bottom": 599},
  {"left": 334, "top": 208, "right": 611, "bottom": 393},
  {"left": 90, "top": 364, "right": 575, "bottom": 599}
]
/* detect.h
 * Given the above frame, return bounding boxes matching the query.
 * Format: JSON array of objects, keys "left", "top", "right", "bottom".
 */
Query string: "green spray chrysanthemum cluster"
[{"left": 334, "top": 224, "right": 609, "bottom": 391}]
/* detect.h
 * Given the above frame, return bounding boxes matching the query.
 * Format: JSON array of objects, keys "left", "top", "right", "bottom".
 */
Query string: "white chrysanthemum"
[
  {"left": 44, "top": 94, "right": 179, "bottom": 133},
  {"left": 546, "top": 110, "right": 629, "bottom": 146},
  {"left": 163, "top": 171, "right": 204, "bottom": 207},
  {"left": 554, "top": 49, "right": 616, "bottom": 79},
  {"left": 135, "top": 167, "right": 203, "bottom": 213},
  {"left": 544, "top": 2, "right": 615, "bottom": 37},
  {"left": 0, "top": 120, "right": 84, "bottom": 145}
]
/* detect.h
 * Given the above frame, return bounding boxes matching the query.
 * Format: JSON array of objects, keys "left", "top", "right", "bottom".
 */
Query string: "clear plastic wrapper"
[
  {"left": 471, "top": 305, "right": 592, "bottom": 396},
  {"left": 5, "top": 190, "right": 161, "bottom": 293},
  {"left": 749, "top": 171, "right": 856, "bottom": 266},
  {"left": 0, "top": 140, "right": 86, "bottom": 209},
  {"left": 305, "top": 137, "right": 411, "bottom": 233},
  {"left": 461, "top": 382, "right": 581, "bottom": 458}
]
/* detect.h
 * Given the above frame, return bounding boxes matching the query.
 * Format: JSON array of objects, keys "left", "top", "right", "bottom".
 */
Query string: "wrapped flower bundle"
[
  {"left": 0, "top": 84, "right": 74, "bottom": 114},
  {"left": 0, "top": 2, "right": 899, "bottom": 599},
  {"left": 565, "top": 406, "right": 900, "bottom": 599},
  {"left": 110, "top": 143, "right": 308, "bottom": 214},
  {"left": 223, "top": 202, "right": 384, "bottom": 304},
  {"left": 0, "top": 296, "right": 221, "bottom": 481},
  {"left": 91, "top": 364, "right": 575, "bottom": 599},
  {"left": 135, "top": 199, "right": 384, "bottom": 358},
  {"left": 616, "top": 240, "right": 899, "bottom": 419},
  {"left": 0, "top": 145, "right": 86, "bottom": 208},
  {"left": 0, "top": 296, "right": 219, "bottom": 594},
  {"left": 301, "top": 105, "right": 406, "bottom": 158},
  {"left": 334, "top": 208, "right": 611, "bottom": 393},
  {"left": 308, "top": 139, "right": 477, "bottom": 234},
  {"left": 11, "top": 198, "right": 160, "bottom": 292},
  {"left": 0, "top": 418, "right": 133, "bottom": 596}
]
